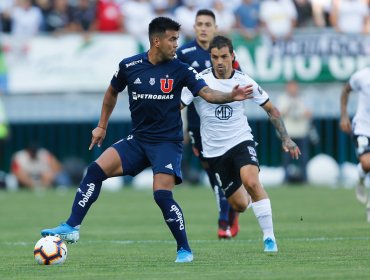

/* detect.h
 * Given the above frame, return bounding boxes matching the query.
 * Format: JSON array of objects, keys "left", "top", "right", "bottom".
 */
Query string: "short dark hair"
[
  {"left": 148, "top": 17, "right": 181, "bottom": 41},
  {"left": 209, "top": 35, "right": 234, "bottom": 54},
  {"left": 196, "top": 9, "right": 216, "bottom": 22}
]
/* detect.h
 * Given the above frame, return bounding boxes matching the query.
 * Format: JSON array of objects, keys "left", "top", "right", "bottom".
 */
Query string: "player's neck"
[
  {"left": 147, "top": 49, "right": 163, "bottom": 65},
  {"left": 197, "top": 39, "right": 210, "bottom": 51}
]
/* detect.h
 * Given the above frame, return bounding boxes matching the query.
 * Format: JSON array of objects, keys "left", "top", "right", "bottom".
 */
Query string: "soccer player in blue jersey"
[
  {"left": 41, "top": 16, "right": 254, "bottom": 263},
  {"left": 176, "top": 9, "right": 240, "bottom": 239}
]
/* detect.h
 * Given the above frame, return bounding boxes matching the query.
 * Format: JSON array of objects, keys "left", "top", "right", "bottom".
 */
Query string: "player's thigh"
[
  {"left": 95, "top": 147, "right": 123, "bottom": 177},
  {"left": 145, "top": 141, "right": 183, "bottom": 186},
  {"left": 111, "top": 137, "right": 150, "bottom": 177},
  {"left": 206, "top": 154, "right": 241, "bottom": 198}
]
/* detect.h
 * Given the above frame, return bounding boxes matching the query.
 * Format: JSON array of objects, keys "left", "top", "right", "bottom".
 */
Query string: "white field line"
[{"left": 3, "top": 236, "right": 370, "bottom": 246}]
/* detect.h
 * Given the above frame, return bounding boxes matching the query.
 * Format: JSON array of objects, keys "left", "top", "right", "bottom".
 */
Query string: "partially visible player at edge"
[
  {"left": 181, "top": 35, "right": 301, "bottom": 252},
  {"left": 340, "top": 66, "right": 370, "bottom": 222},
  {"left": 176, "top": 9, "right": 241, "bottom": 239},
  {"left": 40, "top": 17, "right": 254, "bottom": 263}
]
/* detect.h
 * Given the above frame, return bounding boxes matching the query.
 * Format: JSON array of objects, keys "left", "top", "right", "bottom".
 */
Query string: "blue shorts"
[{"left": 112, "top": 135, "right": 183, "bottom": 185}]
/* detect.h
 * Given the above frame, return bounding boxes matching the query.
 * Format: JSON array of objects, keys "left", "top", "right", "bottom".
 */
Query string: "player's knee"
[
  {"left": 230, "top": 199, "right": 248, "bottom": 213},
  {"left": 360, "top": 159, "right": 370, "bottom": 173},
  {"left": 243, "top": 178, "right": 260, "bottom": 194}
]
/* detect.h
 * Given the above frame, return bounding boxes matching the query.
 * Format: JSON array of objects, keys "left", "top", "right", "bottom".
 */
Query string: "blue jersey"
[
  {"left": 176, "top": 40, "right": 212, "bottom": 129},
  {"left": 111, "top": 52, "right": 207, "bottom": 143}
]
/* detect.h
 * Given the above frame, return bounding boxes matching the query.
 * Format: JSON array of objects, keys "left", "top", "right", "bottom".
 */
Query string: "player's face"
[
  {"left": 194, "top": 15, "right": 217, "bottom": 45},
  {"left": 157, "top": 30, "right": 179, "bottom": 60},
  {"left": 210, "top": 46, "right": 234, "bottom": 79}
]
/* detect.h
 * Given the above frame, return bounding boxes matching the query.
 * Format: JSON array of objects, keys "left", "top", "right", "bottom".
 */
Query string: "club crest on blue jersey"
[
  {"left": 149, "top": 78, "right": 155, "bottom": 86},
  {"left": 160, "top": 78, "right": 174, "bottom": 93}
]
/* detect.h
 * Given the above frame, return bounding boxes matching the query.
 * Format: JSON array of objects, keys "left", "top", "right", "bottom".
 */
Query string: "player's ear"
[{"left": 153, "top": 36, "right": 160, "bottom": 47}]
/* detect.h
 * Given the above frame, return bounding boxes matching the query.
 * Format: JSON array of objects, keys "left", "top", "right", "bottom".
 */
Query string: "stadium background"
[{"left": 0, "top": 3, "right": 368, "bottom": 183}]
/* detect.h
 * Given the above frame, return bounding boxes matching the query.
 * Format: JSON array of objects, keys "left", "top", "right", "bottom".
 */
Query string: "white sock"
[
  {"left": 252, "top": 198, "right": 275, "bottom": 241},
  {"left": 358, "top": 163, "right": 366, "bottom": 182}
]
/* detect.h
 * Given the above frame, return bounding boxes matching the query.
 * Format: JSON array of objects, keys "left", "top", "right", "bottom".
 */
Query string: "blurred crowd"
[{"left": 0, "top": 0, "right": 369, "bottom": 45}]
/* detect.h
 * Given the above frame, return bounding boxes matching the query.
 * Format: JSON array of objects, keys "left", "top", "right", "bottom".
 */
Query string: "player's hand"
[
  {"left": 282, "top": 138, "right": 301, "bottom": 160},
  {"left": 231, "top": 84, "right": 254, "bottom": 101},
  {"left": 192, "top": 146, "right": 200, "bottom": 157},
  {"left": 89, "top": 127, "right": 106, "bottom": 150},
  {"left": 339, "top": 115, "right": 352, "bottom": 134}
]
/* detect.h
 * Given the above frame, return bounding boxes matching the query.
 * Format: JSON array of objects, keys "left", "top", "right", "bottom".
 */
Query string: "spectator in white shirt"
[
  {"left": 259, "top": 0, "right": 298, "bottom": 42},
  {"left": 330, "top": 0, "right": 369, "bottom": 34}
]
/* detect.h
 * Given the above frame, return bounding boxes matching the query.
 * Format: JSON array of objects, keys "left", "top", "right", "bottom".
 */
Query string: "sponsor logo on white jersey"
[
  {"left": 134, "top": 78, "right": 142, "bottom": 84},
  {"left": 215, "top": 105, "right": 233, "bottom": 120},
  {"left": 165, "top": 163, "right": 173, "bottom": 170},
  {"left": 78, "top": 183, "right": 95, "bottom": 207}
]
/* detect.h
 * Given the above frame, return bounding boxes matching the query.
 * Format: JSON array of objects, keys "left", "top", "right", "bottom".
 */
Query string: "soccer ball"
[{"left": 34, "top": 236, "right": 67, "bottom": 265}]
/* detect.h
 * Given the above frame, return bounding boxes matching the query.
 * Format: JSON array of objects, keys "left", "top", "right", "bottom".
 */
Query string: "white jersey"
[
  {"left": 181, "top": 68, "right": 269, "bottom": 158},
  {"left": 349, "top": 67, "right": 370, "bottom": 137}
]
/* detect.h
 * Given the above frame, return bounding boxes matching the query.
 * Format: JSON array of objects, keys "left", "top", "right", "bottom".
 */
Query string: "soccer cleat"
[
  {"left": 264, "top": 238, "right": 278, "bottom": 253},
  {"left": 355, "top": 183, "right": 367, "bottom": 204},
  {"left": 41, "top": 223, "right": 80, "bottom": 244},
  {"left": 175, "top": 248, "right": 193, "bottom": 263},
  {"left": 218, "top": 227, "right": 232, "bottom": 239},
  {"left": 218, "top": 220, "right": 231, "bottom": 239},
  {"left": 229, "top": 211, "right": 240, "bottom": 238}
]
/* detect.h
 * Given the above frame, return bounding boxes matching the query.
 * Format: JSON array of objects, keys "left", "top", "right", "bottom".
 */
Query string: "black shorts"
[
  {"left": 354, "top": 135, "right": 370, "bottom": 157},
  {"left": 206, "top": 140, "right": 259, "bottom": 198}
]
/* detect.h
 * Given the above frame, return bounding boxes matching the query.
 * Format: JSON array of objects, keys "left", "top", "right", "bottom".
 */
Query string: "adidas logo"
[
  {"left": 134, "top": 78, "right": 141, "bottom": 84},
  {"left": 191, "top": 61, "right": 199, "bottom": 68},
  {"left": 165, "top": 163, "right": 173, "bottom": 170}
]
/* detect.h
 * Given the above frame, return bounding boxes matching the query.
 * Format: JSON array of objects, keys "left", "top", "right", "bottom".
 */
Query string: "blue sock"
[
  {"left": 66, "top": 162, "right": 107, "bottom": 227},
  {"left": 215, "top": 186, "right": 230, "bottom": 223},
  {"left": 154, "top": 190, "right": 191, "bottom": 252}
]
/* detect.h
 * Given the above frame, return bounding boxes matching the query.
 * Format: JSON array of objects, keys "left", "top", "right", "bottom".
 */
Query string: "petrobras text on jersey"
[{"left": 132, "top": 92, "right": 174, "bottom": 100}]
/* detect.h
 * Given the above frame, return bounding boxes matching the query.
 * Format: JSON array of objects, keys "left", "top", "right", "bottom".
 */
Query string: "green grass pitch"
[{"left": 0, "top": 185, "right": 369, "bottom": 279}]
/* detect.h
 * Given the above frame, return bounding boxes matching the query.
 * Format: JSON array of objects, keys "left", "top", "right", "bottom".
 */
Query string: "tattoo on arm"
[
  {"left": 267, "top": 107, "right": 289, "bottom": 140},
  {"left": 200, "top": 86, "right": 231, "bottom": 104}
]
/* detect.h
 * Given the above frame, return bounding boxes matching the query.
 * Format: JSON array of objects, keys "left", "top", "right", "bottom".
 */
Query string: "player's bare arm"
[
  {"left": 262, "top": 100, "right": 301, "bottom": 160},
  {"left": 198, "top": 84, "right": 253, "bottom": 103},
  {"left": 89, "top": 85, "right": 119, "bottom": 150},
  {"left": 339, "top": 82, "right": 352, "bottom": 134}
]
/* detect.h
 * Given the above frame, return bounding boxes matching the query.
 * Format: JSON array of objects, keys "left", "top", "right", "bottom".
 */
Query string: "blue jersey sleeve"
[
  {"left": 182, "top": 66, "right": 207, "bottom": 97},
  {"left": 110, "top": 61, "right": 127, "bottom": 92}
]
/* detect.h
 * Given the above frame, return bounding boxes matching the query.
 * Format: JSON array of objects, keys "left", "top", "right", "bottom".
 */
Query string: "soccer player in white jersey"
[
  {"left": 181, "top": 35, "right": 301, "bottom": 252},
  {"left": 340, "top": 67, "right": 370, "bottom": 222}
]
